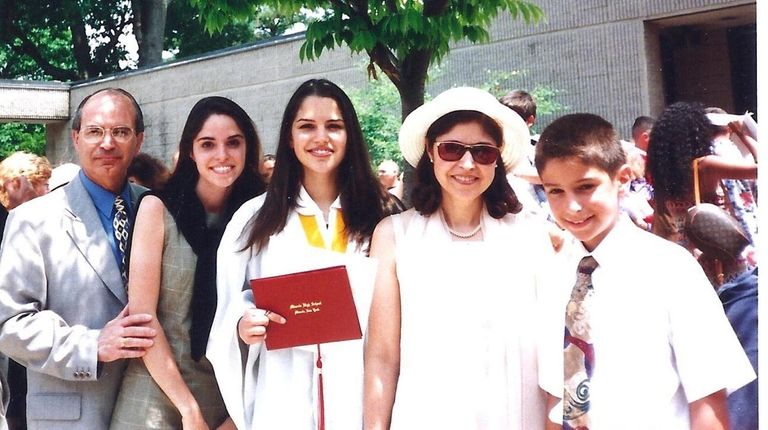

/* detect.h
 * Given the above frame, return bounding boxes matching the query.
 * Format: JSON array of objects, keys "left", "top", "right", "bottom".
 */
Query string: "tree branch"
[
  {"left": 0, "top": 0, "right": 20, "bottom": 43},
  {"left": 368, "top": 42, "right": 401, "bottom": 88},
  {"left": 328, "top": 0, "right": 353, "bottom": 17},
  {"left": 398, "top": 48, "right": 432, "bottom": 117},
  {"left": 101, "top": 30, "right": 123, "bottom": 53},
  {"left": 69, "top": 18, "right": 95, "bottom": 79},
  {"left": 101, "top": 13, "right": 122, "bottom": 44},
  {"left": 4, "top": 21, "right": 79, "bottom": 81},
  {"left": 131, "top": 0, "right": 145, "bottom": 48},
  {"left": 423, "top": 0, "right": 449, "bottom": 17},
  {"left": 101, "top": 9, "right": 128, "bottom": 51},
  {"left": 352, "top": 0, "right": 368, "bottom": 16}
]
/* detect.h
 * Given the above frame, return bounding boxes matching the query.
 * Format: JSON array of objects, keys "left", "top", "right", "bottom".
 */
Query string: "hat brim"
[{"left": 399, "top": 87, "right": 530, "bottom": 172}]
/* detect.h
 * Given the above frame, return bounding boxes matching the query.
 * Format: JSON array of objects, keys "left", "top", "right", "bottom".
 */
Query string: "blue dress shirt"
[{"left": 79, "top": 170, "right": 133, "bottom": 267}]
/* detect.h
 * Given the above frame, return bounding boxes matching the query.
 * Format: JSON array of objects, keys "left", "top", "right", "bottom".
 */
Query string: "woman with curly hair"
[{"left": 646, "top": 101, "right": 757, "bottom": 283}]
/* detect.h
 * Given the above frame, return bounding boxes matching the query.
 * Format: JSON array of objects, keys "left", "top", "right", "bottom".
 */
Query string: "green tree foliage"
[
  {"left": 0, "top": 0, "right": 131, "bottom": 80},
  {"left": 0, "top": 26, "right": 77, "bottom": 81},
  {"left": 346, "top": 77, "right": 402, "bottom": 171},
  {"left": 193, "top": 0, "right": 543, "bottom": 119},
  {"left": 0, "top": 123, "right": 46, "bottom": 158},
  {"left": 0, "top": 0, "right": 301, "bottom": 79},
  {"left": 193, "top": 0, "right": 543, "bottom": 205},
  {"left": 165, "top": 3, "right": 304, "bottom": 60},
  {"left": 165, "top": 0, "right": 256, "bottom": 59},
  {"left": 251, "top": 6, "right": 308, "bottom": 40},
  {"left": 1, "top": 0, "right": 302, "bottom": 156}
]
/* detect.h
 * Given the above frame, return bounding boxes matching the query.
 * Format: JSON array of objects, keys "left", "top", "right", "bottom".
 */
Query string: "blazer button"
[{"left": 85, "top": 371, "right": 91, "bottom": 378}]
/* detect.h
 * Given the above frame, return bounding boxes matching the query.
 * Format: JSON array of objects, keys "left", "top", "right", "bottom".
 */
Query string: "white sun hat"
[{"left": 398, "top": 86, "right": 530, "bottom": 172}]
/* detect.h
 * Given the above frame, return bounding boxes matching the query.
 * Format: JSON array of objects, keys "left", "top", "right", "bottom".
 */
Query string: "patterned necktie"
[
  {"left": 563, "top": 255, "right": 599, "bottom": 430},
  {"left": 112, "top": 195, "right": 129, "bottom": 285}
]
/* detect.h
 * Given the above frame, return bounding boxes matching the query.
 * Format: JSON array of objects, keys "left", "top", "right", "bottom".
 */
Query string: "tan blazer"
[{"left": 0, "top": 175, "right": 144, "bottom": 429}]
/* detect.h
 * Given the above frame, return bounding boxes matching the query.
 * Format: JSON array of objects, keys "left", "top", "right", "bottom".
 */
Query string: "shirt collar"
[
  {"left": 79, "top": 170, "right": 131, "bottom": 217},
  {"left": 584, "top": 215, "right": 636, "bottom": 267},
  {"left": 295, "top": 185, "right": 342, "bottom": 216}
]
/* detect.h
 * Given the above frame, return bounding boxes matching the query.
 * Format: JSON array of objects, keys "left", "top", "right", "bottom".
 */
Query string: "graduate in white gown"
[
  {"left": 364, "top": 87, "right": 551, "bottom": 430},
  {"left": 207, "top": 79, "right": 396, "bottom": 430}
]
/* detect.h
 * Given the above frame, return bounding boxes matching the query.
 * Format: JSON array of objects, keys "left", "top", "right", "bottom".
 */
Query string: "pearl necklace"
[
  {"left": 439, "top": 209, "right": 483, "bottom": 239},
  {"left": 446, "top": 223, "right": 482, "bottom": 239}
]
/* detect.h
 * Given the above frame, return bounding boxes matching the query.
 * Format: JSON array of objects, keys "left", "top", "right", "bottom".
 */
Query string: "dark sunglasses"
[{"left": 434, "top": 140, "right": 501, "bottom": 165}]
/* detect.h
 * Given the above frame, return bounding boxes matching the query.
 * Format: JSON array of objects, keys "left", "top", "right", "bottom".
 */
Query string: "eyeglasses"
[
  {"left": 79, "top": 126, "right": 136, "bottom": 144},
  {"left": 434, "top": 140, "right": 500, "bottom": 165}
]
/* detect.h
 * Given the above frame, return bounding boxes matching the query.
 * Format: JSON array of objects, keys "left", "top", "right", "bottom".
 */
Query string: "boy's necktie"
[
  {"left": 563, "top": 255, "right": 598, "bottom": 430},
  {"left": 113, "top": 195, "right": 129, "bottom": 285}
]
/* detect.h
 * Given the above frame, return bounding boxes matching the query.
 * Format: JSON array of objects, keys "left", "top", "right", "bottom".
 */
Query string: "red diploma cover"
[{"left": 249, "top": 265, "right": 362, "bottom": 351}]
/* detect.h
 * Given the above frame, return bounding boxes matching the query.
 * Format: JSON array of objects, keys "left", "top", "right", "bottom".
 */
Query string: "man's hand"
[{"left": 97, "top": 305, "right": 156, "bottom": 362}]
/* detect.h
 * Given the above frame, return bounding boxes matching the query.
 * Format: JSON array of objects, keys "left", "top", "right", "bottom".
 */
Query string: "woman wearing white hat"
[{"left": 364, "top": 87, "right": 550, "bottom": 429}]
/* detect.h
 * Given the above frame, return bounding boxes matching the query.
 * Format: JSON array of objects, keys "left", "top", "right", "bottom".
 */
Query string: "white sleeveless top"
[{"left": 389, "top": 209, "right": 548, "bottom": 430}]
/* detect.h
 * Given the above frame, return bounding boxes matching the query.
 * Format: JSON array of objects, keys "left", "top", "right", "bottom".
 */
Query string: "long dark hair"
[
  {"left": 155, "top": 96, "right": 265, "bottom": 361},
  {"left": 411, "top": 110, "right": 522, "bottom": 218},
  {"left": 162, "top": 96, "right": 266, "bottom": 209},
  {"left": 245, "top": 78, "right": 390, "bottom": 251}
]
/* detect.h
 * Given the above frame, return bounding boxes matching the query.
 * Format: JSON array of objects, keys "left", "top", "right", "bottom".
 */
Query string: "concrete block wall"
[
  {"left": 441, "top": 19, "right": 652, "bottom": 135},
  {"left": 45, "top": 0, "right": 755, "bottom": 165},
  {"left": 48, "top": 35, "right": 368, "bottom": 163},
  {"left": 441, "top": 0, "right": 754, "bottom": 136}
]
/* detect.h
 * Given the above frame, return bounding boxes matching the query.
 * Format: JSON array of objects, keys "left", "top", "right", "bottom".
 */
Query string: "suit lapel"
[{"left": 63, "top": 176, "right": 127, "bottom": 304}]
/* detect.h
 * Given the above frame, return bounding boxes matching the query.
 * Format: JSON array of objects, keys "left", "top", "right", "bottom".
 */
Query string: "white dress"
[
  {"left": 207, "top": 188, "right": 376, "bottom": 430},
  {"left": 389, "top": 209, "right": 549, "bottom": 430}
]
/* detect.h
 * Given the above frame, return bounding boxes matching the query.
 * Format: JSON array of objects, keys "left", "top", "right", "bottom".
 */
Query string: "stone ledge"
[{"left": 0, "top": 80, "right": 71, "bottom": 122}]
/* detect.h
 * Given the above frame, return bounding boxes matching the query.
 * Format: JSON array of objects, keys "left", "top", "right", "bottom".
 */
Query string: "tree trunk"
[
  {"left": 397, "top": 50, "right": 430, "bottom": 120},
  {"left": 394, "top": 49, "right": 431, "bottom": 207},
  {"left": 133, "top": 0, "right": 169, "bottom": 67},
  {"left": 69, "top": 13, "right": 96, "bottom": 79}
]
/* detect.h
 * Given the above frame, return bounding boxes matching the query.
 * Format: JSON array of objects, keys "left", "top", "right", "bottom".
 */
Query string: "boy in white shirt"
[{"left": 533, "top": 113, "right": 755, "bottom": 430}]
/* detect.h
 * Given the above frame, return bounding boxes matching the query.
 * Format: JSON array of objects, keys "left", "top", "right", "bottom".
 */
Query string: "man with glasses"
[{"left": 0, "top": 88, "right": 157, "bottom": 429}]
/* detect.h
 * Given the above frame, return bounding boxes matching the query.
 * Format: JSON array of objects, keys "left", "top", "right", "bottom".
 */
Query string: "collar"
[
  {"left": 295, "top": 185, "right": 342, "bottom": 216},
  {"left": 79, "top": 170, "right": 131, "bottom": 217},
  {"left": 579, "top": 215, "right": 636, "bottom": 267}
]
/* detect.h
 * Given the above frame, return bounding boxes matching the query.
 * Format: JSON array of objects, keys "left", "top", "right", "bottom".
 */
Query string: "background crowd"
[{"left": 0, "top": 79, "right": 758, "bottom": 429}]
